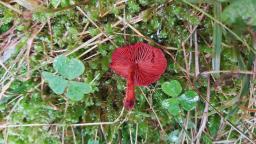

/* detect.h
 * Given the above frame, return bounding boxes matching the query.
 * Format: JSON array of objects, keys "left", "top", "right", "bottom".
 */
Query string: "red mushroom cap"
[
  {"left": 110, "top": 42, "right": 167, "bottom": 109},
  {"left": 110, "top": 42, "right": 167, "bottom": 85}
]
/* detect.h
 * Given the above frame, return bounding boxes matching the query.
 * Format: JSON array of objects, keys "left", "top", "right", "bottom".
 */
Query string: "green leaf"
[
  {"left": 179, "top": 90, "right": 199, "bottom": 111},
  {"left": 42, "top": 72, "right": 68, "bottom": 94},
  {"left": 222, "top": 0, "right": 256, "bottom": 26},
  {"left": 162, "top": 98, "right": 180, "bottom": 116},
  {"left": 53, "top": 55, "right": 85, "bottom": 80},
  {"left": 161, "top": 80, "right": 182, "bottom": 97},
  {"left": 65, "top": 81, "right": 92, "bottom": 101}
]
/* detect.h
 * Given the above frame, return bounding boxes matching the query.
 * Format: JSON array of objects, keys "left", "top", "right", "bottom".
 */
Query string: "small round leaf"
[
  {"left": 162, "top": 98, "right": 180, "bottom": 116},
  {"left": 42, "top": 72, "right": 68, "bottom": 94},
  {"left": 161, "top": 80, "right": 182, "bottom": 97},
  {"left": 179, "top": 90, "right": 199, "bottom": 111},
  {"left": 53, "top": 55, "right": 85, "bottom": 80},
  {"left": 65, "top": 81, "right": 92, "bottom": 101}
]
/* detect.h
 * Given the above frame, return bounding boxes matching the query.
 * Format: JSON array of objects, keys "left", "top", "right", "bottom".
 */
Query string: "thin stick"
[
  {"left": 25, "top": 23, "right": 46, "bottom": 80},
  {"left": 0, "top": 1, "right": 22, "bottom": 14},
  {"left": 129, "top": 126, "right": 134, "bottom": 144},
  {"left": 187, "top": 79, "right": 255, "bottom": 143},
  {"left": 200, "top": 70, "right": 256, "bottom": 75},
  {"left": 0, "top": 107, "right": 125, "bottom": 128},
  {"left": 116, "top": 15, "right": 177, "bottom": 61},
  {"left": 76, "top": 6, "right": 117, "bottom": 48},
  {"left": 194, "top": 29, "right": 200, "bottom": 77},
  {"left": 181, "top": 42, "right": 190, "bottom": 78},
  {"left": 182, "top": 0, "right": 254, "bottom": 54},
  {"left": 3, "top": 96, "right": 23, "bottom": 143},
  {"left": 83, "top": 53, "right": 99, "bottom": 61},
  {"left": 71, "top": 126, "right": 77, "bottom": 144},
  {"left": 100, "top": 124, "right": 107, "bottom": 142},
  {"left": 195, "top": 76, "right": 210, "bottom": 143},
  {"left": 139, "top": 87, "right": 165, "bottom": 132},
  {"left": 0, "top": 78, "right": 14, "bottom": 100},
  {"left": 61, "top": 126, "right": 65, "bottom": 144},
  {"left": 135, "top": 123, "right": 138, "bottom": 144}
]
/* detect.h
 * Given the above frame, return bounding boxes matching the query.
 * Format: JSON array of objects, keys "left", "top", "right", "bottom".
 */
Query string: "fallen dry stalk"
[{"left": 0, "top": 107, "right": 125, "bottom": 129}]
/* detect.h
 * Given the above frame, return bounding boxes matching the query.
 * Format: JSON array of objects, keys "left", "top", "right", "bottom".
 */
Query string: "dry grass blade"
[
  {"left": 76, "top": 6, "right": 118, "bottom": 48},
  {"left": 139, "top": 87, "right": 165, "bottom": 134},
  {"left": 191, "top": 83, "right": 255, "bottom": 143},
  {"left": 13, "top": 0, "right": 44, "bottom": 12},
  {"left": 200, "top": 70, "right": 256, "bottom": 76},
  {"left": 212, "top": 1, "right": 222, "bottom": 75},
  {"left": 194, "top": 29, "right": 200, "bottom": 77},
  {"left": 25, "top": 23, "right": 46, "bottom": 80},
  {"left": 182, "top": 0, "right": 254, "bottom": 54},
  {"left": 0, "top": 78, "right": 14, "bottom": 100},
  {"left": 195, "top": 76, "right": 210, "bottom": 143},
  {"left": 0, "top": 107, "right": 125, "bottom": 128},
  {"left": 0, "top": 1, "right": 22, "bottom": 14}
]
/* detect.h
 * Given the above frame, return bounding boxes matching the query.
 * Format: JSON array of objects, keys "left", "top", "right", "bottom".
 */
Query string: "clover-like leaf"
[
  {"left": 162, "top": 98, "right": 180, "bottom": 116},
  {"left": 53, "top": 55, "right": 85, "bottom": 80},
  {"left": 179, "top": 90, "right": 199, "bottom": 111},
  {"left": 42, "top": 72, "right": 68, "bottom": 94},
  {"left": 161, "top": 80, "right": 182, "bottom": 97},
  {"left": 65, "top": 81, "right": 92, "bottom": 101}
]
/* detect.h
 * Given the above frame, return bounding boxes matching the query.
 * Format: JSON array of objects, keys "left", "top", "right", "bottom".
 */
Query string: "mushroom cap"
[{"left": 110, "top": 42, "right": 167, "bottom": 86}]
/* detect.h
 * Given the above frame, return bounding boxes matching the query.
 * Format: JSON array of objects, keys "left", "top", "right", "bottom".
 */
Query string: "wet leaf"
[
  {"left": 162, "top": 98, "right": 180, "bottom": 115},
  {"left": 42, "top": 72, "right": 68, "bottom": 94},
  {"left": 53, "top": 55, "right": 85, "bottom": 80},
  {"left": 161, "top": 80, "right": 182, "bottom": 97},
  {"left": 65, "top": 81, "right": 92, "bottom": 101},
  {"left": 179, "top": 90, "right": 199, "bottom": 111}
]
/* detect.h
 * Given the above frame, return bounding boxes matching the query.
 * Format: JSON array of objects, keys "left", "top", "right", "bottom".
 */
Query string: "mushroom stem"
[{"left": 124, "top": 67, "right": 135, "bottom": 109}]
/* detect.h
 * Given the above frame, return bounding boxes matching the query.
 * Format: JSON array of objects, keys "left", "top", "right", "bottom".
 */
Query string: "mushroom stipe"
[{"left": 110, "top": 42, "right": 167, "bottom": 110}]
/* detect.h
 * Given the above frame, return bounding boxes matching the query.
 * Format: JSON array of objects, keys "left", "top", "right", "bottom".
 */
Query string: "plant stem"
[{"left": 124, "top": 66, "right": 135, "bottom": 109}]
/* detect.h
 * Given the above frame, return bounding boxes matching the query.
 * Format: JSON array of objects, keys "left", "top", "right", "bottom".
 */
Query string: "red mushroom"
[{"left": 110, "top": 42, "right": 167, "bottom": 110}]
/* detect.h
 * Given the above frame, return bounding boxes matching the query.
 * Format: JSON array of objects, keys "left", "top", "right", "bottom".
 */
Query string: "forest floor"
[{"left": 0, "top": 0, "right": 256, "bottom": 144}]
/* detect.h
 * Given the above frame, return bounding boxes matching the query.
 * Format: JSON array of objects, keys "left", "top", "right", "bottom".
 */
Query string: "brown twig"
[
  {"left": 25, "top": 23, "right": 46, "bottom": 80},
  {"left": 0, "top": 1, "right": 22, "bottom": 14},
  {"left": 195, "top": 76, "right": 210, "bottom": 143},
  {"left": 139, "top": 88, "right": 166, "bottom": 135}
]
